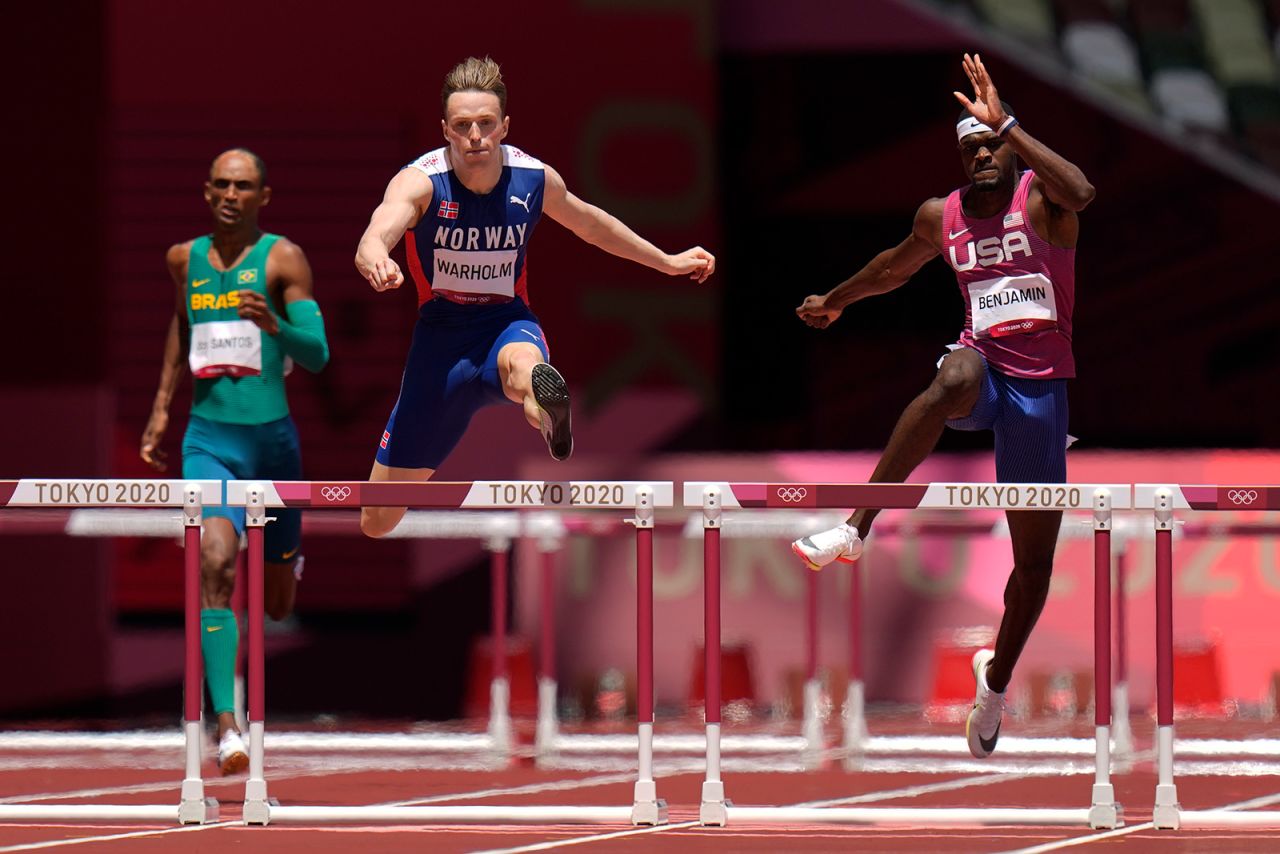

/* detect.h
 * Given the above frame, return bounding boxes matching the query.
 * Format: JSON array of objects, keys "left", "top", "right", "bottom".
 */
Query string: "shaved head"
[{"left": 211, "top": 148, "right": 267, "bottom": 188}]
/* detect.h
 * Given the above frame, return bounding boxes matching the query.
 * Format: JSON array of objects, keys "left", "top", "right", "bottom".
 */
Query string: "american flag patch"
[
  {"left": 380, "top": 430, "right": 391, "bottom": 449},
  {"left": 438, "top": 200, "right": 459, "bottom": 219},
  {"left": 1003, "top": 211, "right": 1024, "bottom": 228}
]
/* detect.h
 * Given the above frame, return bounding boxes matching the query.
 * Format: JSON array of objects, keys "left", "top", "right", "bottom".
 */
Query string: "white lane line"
[
  {"left": 0, "top": 783, "right": 182, "bottom": 806},
  {"left": 998, "top": 822, "right": 1154, "bottom": 853},
  {"left": 0, "top": 821, "right": 239, "bottom": 852},
  {"left": 472, "top": 769, "right": 1027, "bottom": 854},
  {"left": 469, "top": 821, "right": 702, "bottom": 853},
  {"left": 1000, "top": 790, "right": 1280, "bottom": 853},
  {"left": 0, "top": 770, "right": 643, "bottom": 851},
  {"left": 794, "top": 771, "right": 1030, "bottom": 808},
  {"left": 384, "top": 772, "right": 640, "bottom": 806}
]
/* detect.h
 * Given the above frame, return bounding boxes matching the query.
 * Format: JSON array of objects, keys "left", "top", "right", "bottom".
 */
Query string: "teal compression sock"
[{"left": 200, "top": 608, "right": 238, "bottom": 715}]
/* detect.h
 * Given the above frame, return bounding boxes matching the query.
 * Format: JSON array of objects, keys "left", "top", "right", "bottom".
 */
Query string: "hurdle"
[
  {"left": 227, "top": 479, "right": 673, "bottom": 826},
  {"left": 1137, "top": 484, "right": 1280, "bottom": 830},
  {"left": 670, "top": 510, "right": 1017, "bottom": 762},
  {"left": 685, "top": 481, "right": 1130, "bottom": 829},
  {"left": 0, "top": 478, "right": 222, "bottom": 825}
]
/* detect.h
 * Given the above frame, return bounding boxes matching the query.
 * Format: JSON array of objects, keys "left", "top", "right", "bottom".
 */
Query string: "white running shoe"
[
  {"left": 791, "top": 523, "right": 863, "bottom": 571},
  {"left": 217, "top": 729, "right": 249, "bottom": 776},
  {"left": 965, "top": 649, "right": 1005, "bottom": 758}
]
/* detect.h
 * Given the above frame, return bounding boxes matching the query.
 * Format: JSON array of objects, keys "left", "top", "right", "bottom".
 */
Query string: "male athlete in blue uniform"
[
  {"left": 354, "top": 56, "right": 715, "bottom": 537},
  {"left": 142, "top": 149, "right": 330, "bottom": 773}
]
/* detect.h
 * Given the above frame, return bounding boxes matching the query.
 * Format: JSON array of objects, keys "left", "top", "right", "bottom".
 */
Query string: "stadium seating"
[{"left": 930, "top": 0, "right": 1280, "bottom": 171}]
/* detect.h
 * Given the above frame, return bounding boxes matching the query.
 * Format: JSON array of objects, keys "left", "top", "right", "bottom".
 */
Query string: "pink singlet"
[{"left": 941, "top": 170, "right": 1075, "bottom": 379}]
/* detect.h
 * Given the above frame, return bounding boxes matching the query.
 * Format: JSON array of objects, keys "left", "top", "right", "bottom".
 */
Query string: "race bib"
[
  {"left": 967, "top": 273, "right": 1058, "bottom": 339},
  {"left": 189, "top": 319, "right": 262, "bottom": 378},
  {"left": 432, "top": 248, "right": 518, "bottom": 303}
]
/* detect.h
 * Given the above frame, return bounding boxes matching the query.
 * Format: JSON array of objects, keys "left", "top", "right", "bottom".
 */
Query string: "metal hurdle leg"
[
  {"left": 843, "top": 559, "right": 869, "bottom": 762},
  {"left": 801, "top": 568, "right": 823, "bottom": 762},
  {"left": 1152, "top": 487, "right": 1181, "bottom": 830},
  {"left": 1112, "top": 539, "right": 1134, "bottom": 756},
  {"left": 699, "top": 486, "right": 729, "bottom": 826},
  {"left": 179, "top": 484, "right": 219, "bottom": 824},
  {"left": 486, "top": 536, "right": 513, "bottom": 758},
  {"left": 1088, "top": 489, "right": 1121, "bottom": 829},
  {"left": 535, "top": 542, "right": 560, "bottom": 760},
  {"left": 630, "top": 486, "right": 667, "bottom": 825},
  {"left": 242, "top": 484, "right": 272, "bottom": 826}
]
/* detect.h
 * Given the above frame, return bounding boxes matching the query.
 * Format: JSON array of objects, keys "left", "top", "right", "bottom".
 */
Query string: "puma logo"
[{"left": 509, "top": 193, "right": 532, "bottom": 213}]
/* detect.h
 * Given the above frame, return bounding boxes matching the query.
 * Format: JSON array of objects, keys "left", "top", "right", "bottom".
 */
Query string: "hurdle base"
[
  {"left": 242, "top": 781, "right": 274, "bottom": 826},
  {"left": 1088, "top": 785, "right": 1122, "bottom": 830},
  {"left": 1153, "top": 783, "right": 1181, "bottom": 830},
  {"left": 630, "top": 780, "right": 667, "bottom": 826},
  {"left": 178, "top": 782, "right": 219, "bottom": 825},
  {"left": 700, "top": 781, "right": 730, "bottom": 826}
]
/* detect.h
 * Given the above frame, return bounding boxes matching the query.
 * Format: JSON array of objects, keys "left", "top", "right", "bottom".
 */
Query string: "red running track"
[{"left": 4, "top": 718, "right": 1280, "bottom": 853}]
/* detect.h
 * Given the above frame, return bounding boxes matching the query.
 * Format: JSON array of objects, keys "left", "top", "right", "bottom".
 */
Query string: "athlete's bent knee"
[
  {"left": 935, "top": 352, "right": 982, "bottom": 396},
  {"left": 200, "top": 543, "right": 237, "bottom": 584},
  {"left": 360, "top": 508, "right": 399, "bottom": 539}
]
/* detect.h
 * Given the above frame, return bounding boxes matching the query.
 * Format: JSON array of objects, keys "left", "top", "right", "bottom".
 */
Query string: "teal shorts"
[{"left": 182, "top": 414, "right": 303, "bottom": 563}]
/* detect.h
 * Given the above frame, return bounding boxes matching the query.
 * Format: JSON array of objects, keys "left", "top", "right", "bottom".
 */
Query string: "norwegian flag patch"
[
  {"left": 1003, "top": 211, "right": 1024, "bottom": 229},
  {"left": 438, "top": 200, "right": 459, "bottom": 220},
  {"left": 380, "top": 430, "right": 391, "bottom": 449}
]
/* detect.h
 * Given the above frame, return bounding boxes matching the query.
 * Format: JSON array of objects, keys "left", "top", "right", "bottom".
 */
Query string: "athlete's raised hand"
[
  {"left": 140, "top": 411, "right": 169, "bottom": 472},
  {"left": 235, "top": 289, "right": 280, "bottom": 334},
  {"left": 664, "top": 247, "right": 716, "bottom": 283},
  {"left": 953, "top": 53, "right": 1008, "bottom": 129},
  {"left": 796, "top": 294, "right": 842, "bottom": 329}
]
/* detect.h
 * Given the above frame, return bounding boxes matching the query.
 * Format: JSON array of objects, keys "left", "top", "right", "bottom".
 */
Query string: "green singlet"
[{"left": 185, "top": 233, "right": 290, "bottom": 424}]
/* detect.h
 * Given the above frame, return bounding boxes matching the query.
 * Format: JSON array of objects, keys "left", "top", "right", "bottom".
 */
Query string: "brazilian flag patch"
[{"left": 237, "top": 269, "right": 259, "bottom": 284}]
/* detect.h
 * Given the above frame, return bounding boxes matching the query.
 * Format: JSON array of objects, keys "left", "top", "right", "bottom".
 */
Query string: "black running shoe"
[{"left": 532, "top": 363, "right": 573, "bottom": 461}]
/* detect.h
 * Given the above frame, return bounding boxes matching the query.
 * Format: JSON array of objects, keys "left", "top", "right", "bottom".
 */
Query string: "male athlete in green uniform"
[{"left": 141, "top": 149, "right": 330, "bottom": 774}]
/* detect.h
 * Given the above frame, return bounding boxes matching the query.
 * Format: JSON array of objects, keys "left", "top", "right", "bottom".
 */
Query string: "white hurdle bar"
[
  {"left": 227, "top": 479, "right": 673, "bottom": 827},
  {"left": 0, "top": 479, "right": 223, "bottom": 825},
  {"left": 685, "top": 481, "right": 1130, "bottom": 829},
  {"left": 1136, "top": 483, "right": 1280, "bottom": 831}
]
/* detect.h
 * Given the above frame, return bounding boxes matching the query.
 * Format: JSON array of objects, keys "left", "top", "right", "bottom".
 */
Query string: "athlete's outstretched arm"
[
  {"left": 355, "top": 168, "right": 434, "bottom": 292},
  {"left": 954, "top": 53, "right": 1095, "bottom": 211},
  {"left": 140, "top": 244, "right": 192, "bottom": 471},
  {"left": 541, "top": 165, "right": 715, "bottom": 283},
  {"left": 796, "top": 199, "right": 942, "bottom": 329}
]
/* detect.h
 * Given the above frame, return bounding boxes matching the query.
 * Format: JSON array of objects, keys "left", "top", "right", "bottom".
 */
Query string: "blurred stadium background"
[{"left": 4, "top": 0, "right": 1280, "bottom": 735}]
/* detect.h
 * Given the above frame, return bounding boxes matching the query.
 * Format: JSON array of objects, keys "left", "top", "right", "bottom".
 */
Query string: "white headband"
[{"left": 956, "top": 115, "right": 995, "bottom": 140}]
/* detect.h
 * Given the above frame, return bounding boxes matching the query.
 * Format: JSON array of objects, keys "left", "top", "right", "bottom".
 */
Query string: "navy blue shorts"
[
  {"left": 944, "top": 350, "right": 1070, "bottom": 483},
  {"left": 182, "top": 414, "right": 303, "bottom": 563},
  {"left": 377, "top": 298, "right": 551, "bottom": 470}
]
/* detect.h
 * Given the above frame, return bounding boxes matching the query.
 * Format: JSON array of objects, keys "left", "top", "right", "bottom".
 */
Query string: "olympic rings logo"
[
  {"left": 320, "top": 486, "right": 352, "bottom": 502},
  {"left": 1227, "top": 489, "right": 1259, "bottom": 505},
  {"left": 776, "top": 487, "right": 808, "bottom": 503}
]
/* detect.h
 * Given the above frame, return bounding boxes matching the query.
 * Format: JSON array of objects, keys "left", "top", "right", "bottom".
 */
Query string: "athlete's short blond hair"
[{"left": 441, "top": 56, "right": 508, "bottom": 117}]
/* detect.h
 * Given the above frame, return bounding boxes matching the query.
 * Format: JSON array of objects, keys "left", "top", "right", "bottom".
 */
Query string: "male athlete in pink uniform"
[{"left": 792, "top": 55, "right": 1095, "bottom": 758}]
